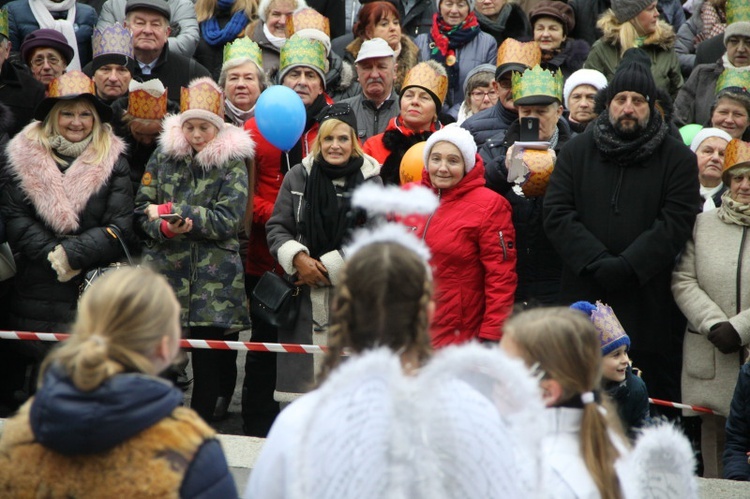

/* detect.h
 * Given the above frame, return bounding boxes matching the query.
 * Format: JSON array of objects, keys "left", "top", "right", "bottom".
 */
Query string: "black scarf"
[
  {"left": 381, "top": 125, "right": 434, "bottom": 185},
  {"left": 302, "top": 156, "right": 365, "bottom": 259},
  {"left": 475, "top": 4, "right": 529, "bottom": 44},
  {"left": 281, "top": 93, "right": 329, "bottom": 174},
  {"left": 592, "top": 110, "right": 669, "bottom": 167}
]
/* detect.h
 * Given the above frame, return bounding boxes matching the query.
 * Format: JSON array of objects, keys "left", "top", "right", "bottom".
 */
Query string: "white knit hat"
[
  {"left": 690, "top": 127, "right": 732, "bottom": 152},
  {"left": 423, "top": 124, "right": 477, "bottom": 173},
  {"left": 563, "top": 68, "right": 608, "bottom": 108},
  {"left": 258, "top": 0, "right": 308, "bottom": 22}
]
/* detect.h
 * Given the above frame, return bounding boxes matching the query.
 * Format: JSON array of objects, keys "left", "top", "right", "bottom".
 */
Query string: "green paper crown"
[
  {"left": 727, "top": 0, "right": 750, "bottom": 24},
  {"left": 716, "top": 68, "right": 750, "bottom": 93},
  {"left": 511, "top": 65, "right": 563, "bottom": 104},
  {"left": 0, "top": 9, "right": 8, "bottom": 40},
  {"left": 279, "top": 34, "right": 326, "bottom": 74},
  {"left": 223, "top": 37, "right": 263, "bottom": 69}
]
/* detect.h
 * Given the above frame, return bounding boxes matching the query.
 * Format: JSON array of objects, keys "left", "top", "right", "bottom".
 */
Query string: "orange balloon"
[
  {"left": 400, "top": 141, "right": 427, "bottom": 185},
  {"left": 520, "top": 149, "right": 555, "bottom": 197}
]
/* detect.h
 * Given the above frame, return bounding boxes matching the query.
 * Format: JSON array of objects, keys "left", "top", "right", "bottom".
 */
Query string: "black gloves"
[
  {"left": 587, "top": 255, "right": 635, "bottom": 292},
  {"left": 708, "top": 322, "right": 743, "bottom": 354}
]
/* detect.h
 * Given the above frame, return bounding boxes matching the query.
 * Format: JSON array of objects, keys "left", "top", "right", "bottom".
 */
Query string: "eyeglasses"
[
  {"left": 471, "top": 90, "right": 498, "bottom": 99},
  {"left": 31, "top": 55, "right": 64, "bottom": 68}
]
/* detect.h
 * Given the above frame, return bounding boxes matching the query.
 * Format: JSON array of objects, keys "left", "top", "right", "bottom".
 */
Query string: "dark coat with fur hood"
[
  {"left": 0, "top": 124, "right": 133, "bottom": 333},
  {"left": 344, "top": 35, "right": 421, "bottom": 93}
]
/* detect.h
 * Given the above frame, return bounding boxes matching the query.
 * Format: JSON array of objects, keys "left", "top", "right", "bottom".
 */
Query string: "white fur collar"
[
  {"left": 6, "top": 124, "right": 126, "bottom": 234},
  {"left": 157, "top": 114, "right": 256, "bottom": 170}
]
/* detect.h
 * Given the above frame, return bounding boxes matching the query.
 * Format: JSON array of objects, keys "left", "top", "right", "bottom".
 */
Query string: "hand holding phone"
[
  {"left": 159, "top": 214, "right": 183, "bottom": 223},
  {"left": 520, "top": 117, "right": 540, "bottom": 142}
]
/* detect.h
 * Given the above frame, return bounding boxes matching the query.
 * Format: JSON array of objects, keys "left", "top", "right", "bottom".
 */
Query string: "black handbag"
[
  {"left": 251, "top": 271, "right": 301, "bottom": 329},
  {"left": 79, "top": 225, "right": 135, "bottom": 296}
]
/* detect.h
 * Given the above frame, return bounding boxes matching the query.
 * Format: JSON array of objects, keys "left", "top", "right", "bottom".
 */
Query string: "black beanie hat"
[
  {"left": 316, "top": 103, "right": 358, "bottom": 133},
  {"left": 606, "top": 48, "right": 656, "bottom": 109}
]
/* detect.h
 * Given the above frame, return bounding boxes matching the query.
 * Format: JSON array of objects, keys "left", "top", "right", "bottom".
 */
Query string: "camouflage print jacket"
[{"left": 135, "top": 115, "right": 255, "bottom": 329}]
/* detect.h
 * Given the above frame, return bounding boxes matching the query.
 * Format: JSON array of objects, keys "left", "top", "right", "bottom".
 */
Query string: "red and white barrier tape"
[
  {"left": 0, "top": 331, "right": 722, "bottom": 413},
  {"left": 648, "top": 397, "right": 718, "bottom": 415},
  {"left": 0, "top": 330, "right": 328, "bottom": 355}
]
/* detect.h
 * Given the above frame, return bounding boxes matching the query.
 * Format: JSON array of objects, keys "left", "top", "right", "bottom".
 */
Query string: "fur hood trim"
[
  {"left": 158, "top": 115, "right": 256, "bottom": 170},
  {"left": 6, "top": 124, "right": 126, "bottom": 234},
  {"left": 301, "top": 153, "right": 381, "bottom": 180},
  {"left": 598, "top": 11, "right": 676, "bottom": 50}
]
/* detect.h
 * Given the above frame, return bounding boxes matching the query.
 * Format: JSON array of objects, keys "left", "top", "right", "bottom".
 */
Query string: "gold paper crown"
[
  {"left": 280, "top": 34, "right": 327, "bottom": 74},
  {"left": 223, "top": 37, "right": 263, "bottom": 69},
  {"left": 496, "top": 38, "right": 541, "bottom": 68},
  {"left": 401, "top": 62, "right": 449, "bottom": 105},
  {"left": 48, "top": 70, "right": 95, "bottom": 98},
  {"left": 590, "top": 301, "right": 629, "bottom": 353},
  {"left": 724, "top": 139, "right": 750, "bottom": 178},
  {"left": 511, "top": 65, "right": 563, "bottom": 104},
  {"left": 716, "top": 68, "right": 750, "bottom": 93},
  {"left": 92, "top": 23, "right": 133, "bottom": 59},
  {"left": 0, "top": 9, "right": 8, "bottom": 40},
  {"left": 727, "top": 0, "right": 750, "bottom": 24},
  {"left": 285, "top": 8, "right": 330, "bottom": 38},
  {"left": 128, "top": 89, "right": 168, "bottom": 119},
  {"left": 180, "top": 79, "right": 224, "bottom": 117}
]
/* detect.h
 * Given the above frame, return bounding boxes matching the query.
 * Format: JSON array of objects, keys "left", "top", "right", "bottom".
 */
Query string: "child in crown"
[{"left": 571, "top": 300, "right": 651, "bottom": 440}]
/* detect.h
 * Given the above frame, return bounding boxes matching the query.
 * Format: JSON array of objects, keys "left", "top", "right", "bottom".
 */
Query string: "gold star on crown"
[
  {"left": 511, "top": 65, "right": 563, "bottom": 103},
  {"left": 48, "top": 71, "right": 95, "bottom": 98},
  {"left": 402, "top": 62, "right": 449, "bottom": 105},
  {"left": 92, "top": 23, "right": 133, "bottom": 59}
]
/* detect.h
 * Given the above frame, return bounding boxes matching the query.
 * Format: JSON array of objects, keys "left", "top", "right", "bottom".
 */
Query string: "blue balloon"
[{"left": 255, "top": 86, "right": 306, "bottom": 151}]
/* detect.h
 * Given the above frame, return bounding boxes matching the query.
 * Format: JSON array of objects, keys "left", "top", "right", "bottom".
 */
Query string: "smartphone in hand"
[
  {"left": 159, "top": 214, "right": 183, "bottom": 223},
  {"left": 519, "top": 117, "right": 540, "bottom": 142}
]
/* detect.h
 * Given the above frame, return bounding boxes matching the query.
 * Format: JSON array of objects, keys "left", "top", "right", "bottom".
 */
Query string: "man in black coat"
[
  {"left": 544, "top": 49, "right": 700, "bottom": 414},
  {"left": 123, "top": 0, "right": 209, "bottom": 103}
]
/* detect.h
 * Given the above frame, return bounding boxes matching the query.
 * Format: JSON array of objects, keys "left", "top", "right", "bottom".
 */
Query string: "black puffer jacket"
[
  {"left": 481, "top": 118, "right": 571, "bottom": 305},
  {"left": 461, "top": 103, "right": 518, "bottom": 149},
  {"left": 0, "top": 125, "right": 133, "bottom": 333}
]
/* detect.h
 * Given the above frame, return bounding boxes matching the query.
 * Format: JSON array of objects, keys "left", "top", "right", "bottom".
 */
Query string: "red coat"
[
  {"left": 414, "top": 156, "right": 517, "bottom": 346},
  {"left": 244, "top": 118, "right": 321, "bottom": 276},
  {"left": 363, "top": 116, "right": 439, "bottom": 163}
]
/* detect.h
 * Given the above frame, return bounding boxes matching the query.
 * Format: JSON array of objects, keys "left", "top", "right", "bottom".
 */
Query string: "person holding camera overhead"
[{"left": 481, "top": 64, "right": 570, "bottom": 306}]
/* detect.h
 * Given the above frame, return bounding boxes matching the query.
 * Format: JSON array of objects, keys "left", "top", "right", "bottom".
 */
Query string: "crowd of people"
[{"left": 0, "top": 0, "right": 749, "bottom": 495}]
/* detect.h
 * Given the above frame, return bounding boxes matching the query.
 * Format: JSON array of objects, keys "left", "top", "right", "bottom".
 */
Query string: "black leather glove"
[
  {"left": 708, "top": 322, "right": 742, "bottom": 354},
  {"left": 588, "top": 256, "right": 635, "bottom": 292}
]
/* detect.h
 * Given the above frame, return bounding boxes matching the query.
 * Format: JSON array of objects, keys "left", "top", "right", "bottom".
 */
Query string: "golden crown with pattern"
[
  {"left": 724, "top": 139, "right": 750, "bottom": 179},
  {"left": 401, "top": 62, "right": 449, "bottom": 105},
  {"left": 285, "top": 8, "right": 330, "bottom": 38},
  {"left": 223, "top": 37, "right": 263, "bottom": 68},
  {"left": 280, "top": 34, "right": 327, "bottom": 74},
  {"left": 92, "top": 23, "right": 133, "bottom": 59},
  {"left": 48, "top": 70, "right": 95, "bottom": 98},
  {"left": 0, "top": 9, "right": 7, "bottom": 40},
  {"left": 496, "top": 38, "right": 541, "bottom": 68},
  {"left": 727, "top": 0, "right": 750, "bottom": 24},
  {"left": 180, "top": 78, "right": 224, "bottom": 116},
  {"left": 590, "top": 301, "right": 630, "bottom": 355},
  {"left": 128, "top": 89, "right": 168, "bottom": 120},
  {"left": 511, "top": 65, "right": 563, "bottom": 104},
  {"left": 716, "top": 68, "right": 750, "bottom": 93}
]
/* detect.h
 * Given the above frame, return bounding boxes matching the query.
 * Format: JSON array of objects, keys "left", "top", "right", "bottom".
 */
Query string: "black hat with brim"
[
  {"left": 496, "top": 63, "right": 529, "bottom": 81},
  {"left": 34, "top": 92, "right": 113, "bottom": 123}
]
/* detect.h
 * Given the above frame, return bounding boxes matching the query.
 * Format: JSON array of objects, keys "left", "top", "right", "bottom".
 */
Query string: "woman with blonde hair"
[
  {"left": 584, "top": 0, "right": 683, "bottom": 99},
  {"left": 0, "top": 267, "right": 236, "bottom": 497},
  {"left": 501, "top": 307, "right": 629, "bottom": 499},
  {"left": 0, "top": 71, "right": 132, "bottom": 410},
  {"left": 194, "top": 0, "right": 258, "bottom": 80},
  {"left": 266, "top": 102, "right": 382, "bottom": 403}
]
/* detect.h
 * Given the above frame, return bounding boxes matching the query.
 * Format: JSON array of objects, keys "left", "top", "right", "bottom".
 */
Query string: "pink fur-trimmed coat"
[
  {"left": 0, "top": 123, "right": 134, "bottom": 332},
  {"left": 135, "top": 116, "right": 254, "bottom": 328}
]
